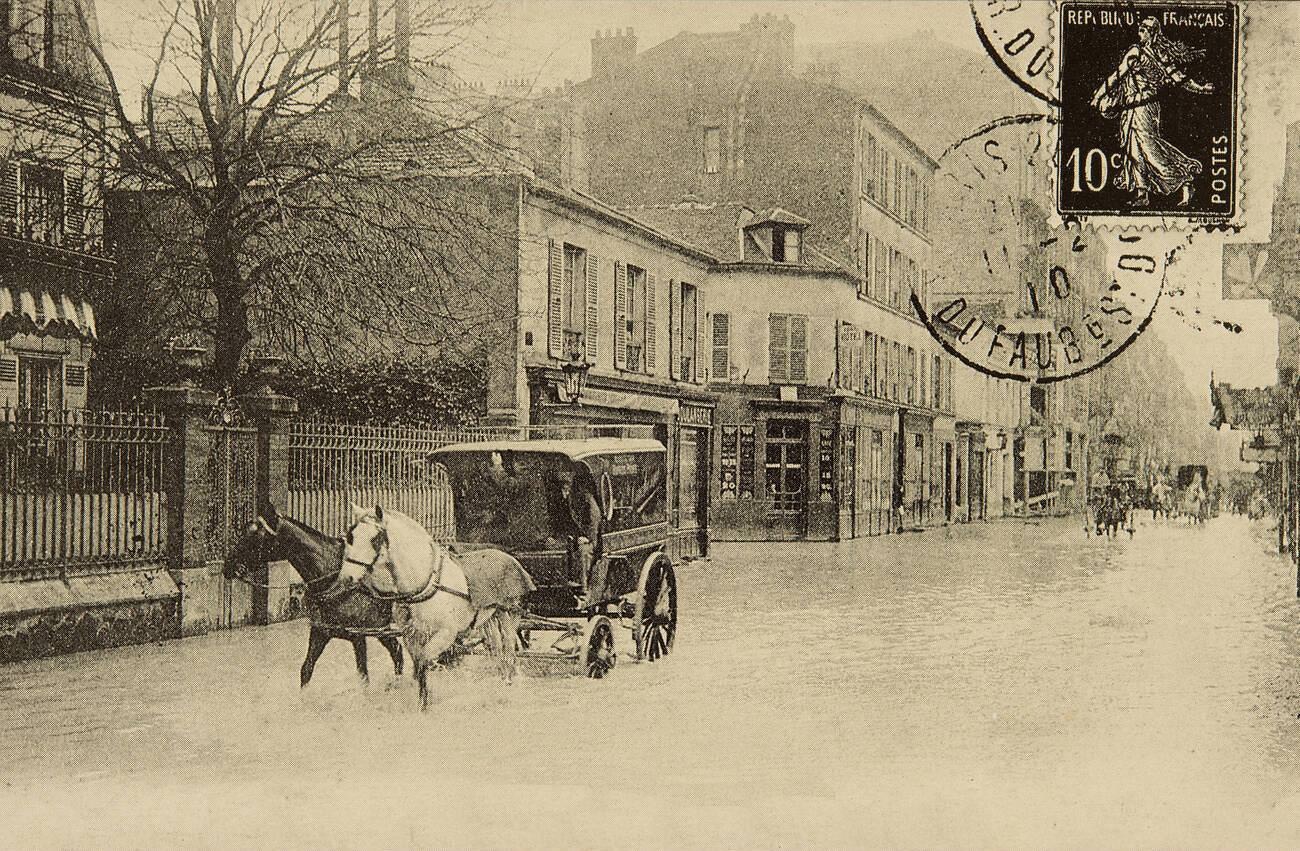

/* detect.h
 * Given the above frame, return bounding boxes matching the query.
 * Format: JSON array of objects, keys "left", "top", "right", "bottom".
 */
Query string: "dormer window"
[
  {"left": 740, "top": 208, "right": 810, "bottom": 266},
  {"left": 772, "top": 226, "right": 801, "bottom": 264}
]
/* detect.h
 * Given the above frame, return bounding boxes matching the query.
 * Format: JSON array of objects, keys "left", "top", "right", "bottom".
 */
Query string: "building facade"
[{"left": 0, "top": 0, "right": 107, "bottom": 408}]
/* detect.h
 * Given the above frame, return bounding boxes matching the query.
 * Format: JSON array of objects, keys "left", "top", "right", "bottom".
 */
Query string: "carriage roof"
[{"left": 430, "top": 438, "right": 666, "bottom": 461}]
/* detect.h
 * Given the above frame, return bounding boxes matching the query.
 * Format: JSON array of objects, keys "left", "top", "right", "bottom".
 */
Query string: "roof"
[
  {"left": 431, "top": 438, "right": 666, "bottom": 460},
  {"left": 748, "top": 208, "right": 810, "bottom": 227}
]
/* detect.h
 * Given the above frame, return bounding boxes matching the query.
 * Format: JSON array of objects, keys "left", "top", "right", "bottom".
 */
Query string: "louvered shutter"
[
  {"left": 852, "top": 327, "right": 865, "bottom": 392},
  {"left": 613, "top": 262, "right": 628, "bottom": 369},
  {"left": 768, "top": 314, "right": 788, "bottom": 383},
  {"left": 65, "top": 173, "right": 84, "bottom": 246},
  {"left": 789, "top": 315, "right": 808, "bottom": 384},
  {"left": 668, "top": 279, "right": 681, "bottom": 380},
  {"left": 585, "top": 253, "right": 599, "bottom": 363},
  {"left": 711, "top": 313, "right": 730, "bottom": 382},
  {"left": 645, "top": 272, "right": 657, "bottom": 373},
  {"left": 693, "top": 287, "right": 706, "bottom": 383},
  {"left": 835, "top": 321, "right": 849, "bottom": 390},
  {"left": 547, "top": 240, "right": 563, "bottom": 358},
  {"left": 0, "top": 161, "right": 18, "bottom": 232}
]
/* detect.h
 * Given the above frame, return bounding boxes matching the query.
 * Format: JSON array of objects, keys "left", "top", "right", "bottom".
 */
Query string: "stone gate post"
[
  {"left": 144, "top": 382, "right": 218, "bottom": 636},
  {"left": 239, "top": 376, "right": 298, "bottom": 625}
]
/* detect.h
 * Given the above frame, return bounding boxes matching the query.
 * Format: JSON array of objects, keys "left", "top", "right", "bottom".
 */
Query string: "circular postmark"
[
  {"left": 970, "top": 0, "right": 1060, "bottom": 107},
  {"left": 917, "top": 114, "right": 1174, "bottom": 383}
]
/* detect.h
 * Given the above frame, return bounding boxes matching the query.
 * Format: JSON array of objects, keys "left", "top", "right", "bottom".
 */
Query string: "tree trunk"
[{"left": 205, "top": 227, "right": 251, "bottom": 389}]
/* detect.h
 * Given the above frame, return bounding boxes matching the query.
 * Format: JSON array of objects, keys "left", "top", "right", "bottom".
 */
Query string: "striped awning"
[{"left": 0, "top": 287, "right": 97, "bottom": 340}]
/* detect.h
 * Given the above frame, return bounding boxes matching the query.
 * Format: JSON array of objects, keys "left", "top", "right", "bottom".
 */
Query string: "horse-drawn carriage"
[
  {"left": 428, "top": 437, "right": 678, "bottom": 677},
  {"left": 1174, "top": 464, "right": 1211, "bottom": 524}
]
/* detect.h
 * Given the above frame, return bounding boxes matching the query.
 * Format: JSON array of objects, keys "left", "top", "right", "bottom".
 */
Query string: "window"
[
  {"left": 1030, "top": 384, "right": 1047, "bottom": 424},
  {"left": 873, "top": 237, "right": 885, "bottom": 302},
  {"left": 18, "top": 355, "right": 62, "bottom": 411},
  {"left": 561, "top": 244, "right": 587, "bottom": 354},
  {"left": 1065, "top": 431, "right": 1074, "bottom": 471},
  {"left": 906, "top": 257, "right": 917, "bottom": 306},
  {"left": 703, "top": 127, "right": 721, "bottom": 175},
  {"left": 712, "top": 312, "right": 731, "bottom": 382},
  {"left": 932, "top": 354, "right": 942, "bottom": 409},
  {"left": 864, "top": 332, "right": 876, "bottom": 396},
  {"left": 921, "top": 181, "right": 930, "bottom": 234},
  {"left": 906, "top": 347, "right": 916, "bottom": 405},
  {"left": 771, "top": 227, "right": 801, "bottom": 264},
  {"left": 623, "top": 264, "right": 648, "bottom": 372},
  {"left": 889, "top": 249, "right": 902, "bottom": 309},
  {"left": 20, "top": 163, "right": 63, "bottom": 243},
  {"left": 893, "top": 159, "right": 903, "bottom": 214},
  {"left": 679, "top": 282, "right": 698, "bottom": 379},
  {"left": 864, "top": 134, "right": 878, "bottom": 198},
  {"left": 768, "top": 313, "right": 808, "bottom": 384}
]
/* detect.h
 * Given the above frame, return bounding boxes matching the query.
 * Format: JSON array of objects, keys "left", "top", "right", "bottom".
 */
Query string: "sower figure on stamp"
[{"left": 1090, "top": 16, "right": 1215, "bottom": 208}]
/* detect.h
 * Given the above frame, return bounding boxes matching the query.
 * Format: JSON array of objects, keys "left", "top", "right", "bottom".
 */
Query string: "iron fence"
[{"left": 0, "top": 406, "right": 169, "bottom": 578}]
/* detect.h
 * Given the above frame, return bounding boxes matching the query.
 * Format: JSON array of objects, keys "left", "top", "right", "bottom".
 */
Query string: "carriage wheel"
[
  {"left": 578, "top": 616, "right": 616, "bottom": 678},
  {"left": 634, "top": 557, "right": 677, "bottom": 662}
]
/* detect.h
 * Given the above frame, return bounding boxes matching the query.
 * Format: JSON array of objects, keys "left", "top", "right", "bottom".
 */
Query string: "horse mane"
[
  {"left": 276, "top": 515, "right": 344, "bottom": 582},
  {"left": 369, "top": 506, "right": 435, "bottom": 564}
]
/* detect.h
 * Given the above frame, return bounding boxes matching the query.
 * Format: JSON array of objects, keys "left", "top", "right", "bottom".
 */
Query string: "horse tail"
[{"left": 477, "top": 603, "right": 521, "bottom": 683}]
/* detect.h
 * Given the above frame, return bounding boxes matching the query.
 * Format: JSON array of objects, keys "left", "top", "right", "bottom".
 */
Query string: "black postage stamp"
[{"left": 1057, "top": 1, "right": 1240, "bottom": 221}]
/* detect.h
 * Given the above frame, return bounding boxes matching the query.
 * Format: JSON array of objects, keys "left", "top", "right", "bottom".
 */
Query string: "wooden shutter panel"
[
  {"left": 693, "top": 287, "right": 706, "bottom": 383},
  {"left": 613, "top": 262, "right": 628, "bottom": 369},
  {"left": 668, "top": 279, "right": 681, "bottom": 380},
  {"left": 711, "top": 312, "right": 730, "bottom": 382},
  {"left": 65, "top": 173, "right": 84, "bottom": 245},
  {"left": 585, "top": 253, "right": 599, "bottom": 363},
  {"left": 0, "top": 161, "right": 18, "bottom": 232},
  {"left": 547, "top": 240, "right": 563, "bottom": 358},
  {"left": 645, "top": 271, "right": 657, "bottom": 373},
  {"left": 789, "top": 315, "right": 808, "bottom": 384},
  {"left": 768, "top": 313, "right": 788, "bottom": 383},
  {"left": 835, "top": 321, "right": 849, "bottom": 390}
]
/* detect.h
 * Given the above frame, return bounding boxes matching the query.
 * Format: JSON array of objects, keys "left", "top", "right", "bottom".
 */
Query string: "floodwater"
[{"left": 5, "top": 515, "right": 1300, "bottom": 849}]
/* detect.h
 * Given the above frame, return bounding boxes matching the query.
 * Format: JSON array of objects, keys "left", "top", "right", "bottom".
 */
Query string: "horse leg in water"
[
  {"left": 409, "top": 628, "right": 460, "bottom": 710},
  {"left": 350, "top": 636, "right": 369, "bottom": 684},
  {"left": 378, "top": 634, "right": 404, "bottom": 677},
  {"left": 301, "top": 625, "right": 331, "bottom": 688},
  {"left": 480, "top": 607, "right": 520, "bottom": 685}
]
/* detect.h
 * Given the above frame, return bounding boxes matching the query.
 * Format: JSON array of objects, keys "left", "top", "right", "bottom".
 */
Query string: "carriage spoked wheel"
[
  {"left": 578, "top": 615, "right": 616, "bottom": 678},
  {"left": 634, "top": 556, "right": 677, "bottom": 662}
]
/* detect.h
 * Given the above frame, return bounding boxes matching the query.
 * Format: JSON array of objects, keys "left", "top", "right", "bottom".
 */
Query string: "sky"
[{"left": 93, "top": 0, "right": 1300, "bottom": 397}]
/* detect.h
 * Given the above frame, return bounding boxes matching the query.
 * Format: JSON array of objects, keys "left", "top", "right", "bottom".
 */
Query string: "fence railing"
[{"left": 0, "top": 406, "right": 169, "bottom": 578}]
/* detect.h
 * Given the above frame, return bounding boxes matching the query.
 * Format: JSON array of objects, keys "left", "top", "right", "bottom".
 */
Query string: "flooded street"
[{"left": 6, "top": 515, "right": 1300, "bottom": 848}]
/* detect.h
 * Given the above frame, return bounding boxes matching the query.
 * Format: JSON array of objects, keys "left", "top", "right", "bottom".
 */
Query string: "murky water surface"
[{"left": 4, "top": 516, "right": 1300, "bottom": 848}]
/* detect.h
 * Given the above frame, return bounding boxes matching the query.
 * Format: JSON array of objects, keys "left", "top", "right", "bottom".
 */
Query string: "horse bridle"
[
  {"left": 344, "top": 518, "right": 471, "bottom": 605},
  {"left": 226, "top": 516, "right": 352, "bottom": 601}
]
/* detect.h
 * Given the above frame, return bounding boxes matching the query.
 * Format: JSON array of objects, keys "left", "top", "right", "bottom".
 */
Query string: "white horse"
[{"left": 340, "top": 505, "right": 524, "bottom": 710}]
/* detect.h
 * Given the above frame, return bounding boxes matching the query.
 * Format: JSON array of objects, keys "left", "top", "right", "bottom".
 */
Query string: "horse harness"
[{"left": 344, "top": 528, "right": 473, "bottom": 606}]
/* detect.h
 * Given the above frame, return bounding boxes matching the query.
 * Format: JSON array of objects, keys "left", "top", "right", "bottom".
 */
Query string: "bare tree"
[{"left": 33, "top": 0, "right": 520, "bottom": 390}]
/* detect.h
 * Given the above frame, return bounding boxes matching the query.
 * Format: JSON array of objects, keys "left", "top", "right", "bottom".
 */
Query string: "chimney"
[
  {"left": 337, "top": 0, "right": 350, "bottom": 96},
  {"left": 591, "top": 27, "right": 636, "bottom": 81}
]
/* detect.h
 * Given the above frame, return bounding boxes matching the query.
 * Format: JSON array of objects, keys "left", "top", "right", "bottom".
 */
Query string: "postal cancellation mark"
[{"left": 1057, "top": 1, "right": 1239, "bottom": 220}]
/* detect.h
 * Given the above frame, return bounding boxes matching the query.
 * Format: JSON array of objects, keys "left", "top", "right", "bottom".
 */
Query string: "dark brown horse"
[{"left": 223, "top": 506, "right": 403, "bottom": 687}]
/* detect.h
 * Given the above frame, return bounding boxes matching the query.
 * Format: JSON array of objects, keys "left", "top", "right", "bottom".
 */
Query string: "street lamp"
[{"left": 560, "top": 353, "right": 591, "bottom": 405}]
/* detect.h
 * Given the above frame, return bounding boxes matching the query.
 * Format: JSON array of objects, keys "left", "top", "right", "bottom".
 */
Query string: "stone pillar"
[
  {"left": 239, "top": 384, "right": 298, "bottom": 625},
  {"left": 144, "top": 383, "right": 218, "bottom": 637}
]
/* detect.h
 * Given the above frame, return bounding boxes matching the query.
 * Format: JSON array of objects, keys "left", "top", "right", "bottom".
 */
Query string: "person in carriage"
[{"left": 546, "top": 468, "right": 605, "bottom": 611}]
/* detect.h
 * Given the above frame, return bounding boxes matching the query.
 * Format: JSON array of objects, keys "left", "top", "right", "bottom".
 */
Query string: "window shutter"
[
  {"left": 585, "top": 253, "right": 599, "bottom": 363},
  {"left": 645, "top": 271, "right": 657, "bottom": 373},
  {"left": 65, "top": 173, "right": 84, "bottom": 246},
  {"left": 693, "top": 287, "right": 706, "bottom": 383},
  {"left": 768, "top": 313, "right": 788, "bottom": 383},
  {"left": 711, "top": 312, "right": 730, "bottom": 383},
  {"left": 668, "top": 279, "right": 681, "bottom": 380},
  {"left": 613, "top": 261, "right": 628, "bottom": 369},
  {"left": 0, "top": 357, "right": 16, "bottom": 384},
  {"left": 853, "top": 327, "right": 865, "bottom": 393},
  {"left": 789, "top": 315, "right": 808, "bottom": 384},
  {"left": 835, "top": 321, "right": 850, "bottom": 390},
  {"left": 547, "top": 239, "right": 563, "bottom": 358},
  {"left": 0, "top": 161, "right": 17, "bottom": 232}
]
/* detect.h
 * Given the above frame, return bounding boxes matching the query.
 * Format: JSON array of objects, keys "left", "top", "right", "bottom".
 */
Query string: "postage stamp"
[{"left": 1056, "top": 1, "right": 1241, "bottom": 222}]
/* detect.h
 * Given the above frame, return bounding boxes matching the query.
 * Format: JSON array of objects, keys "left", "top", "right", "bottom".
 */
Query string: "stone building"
[{"left": 0, "top": 0, "right": 107, "bottom": 408}]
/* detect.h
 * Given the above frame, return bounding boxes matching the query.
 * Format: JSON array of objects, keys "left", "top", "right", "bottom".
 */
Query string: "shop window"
[{"left": 764, "top": 420, "right": 805, "bottom": 514}]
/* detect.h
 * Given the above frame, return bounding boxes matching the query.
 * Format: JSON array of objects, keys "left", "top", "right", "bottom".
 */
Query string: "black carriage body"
[{"left": 430, "top": 438, "right": 669, "bottom": 617}]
